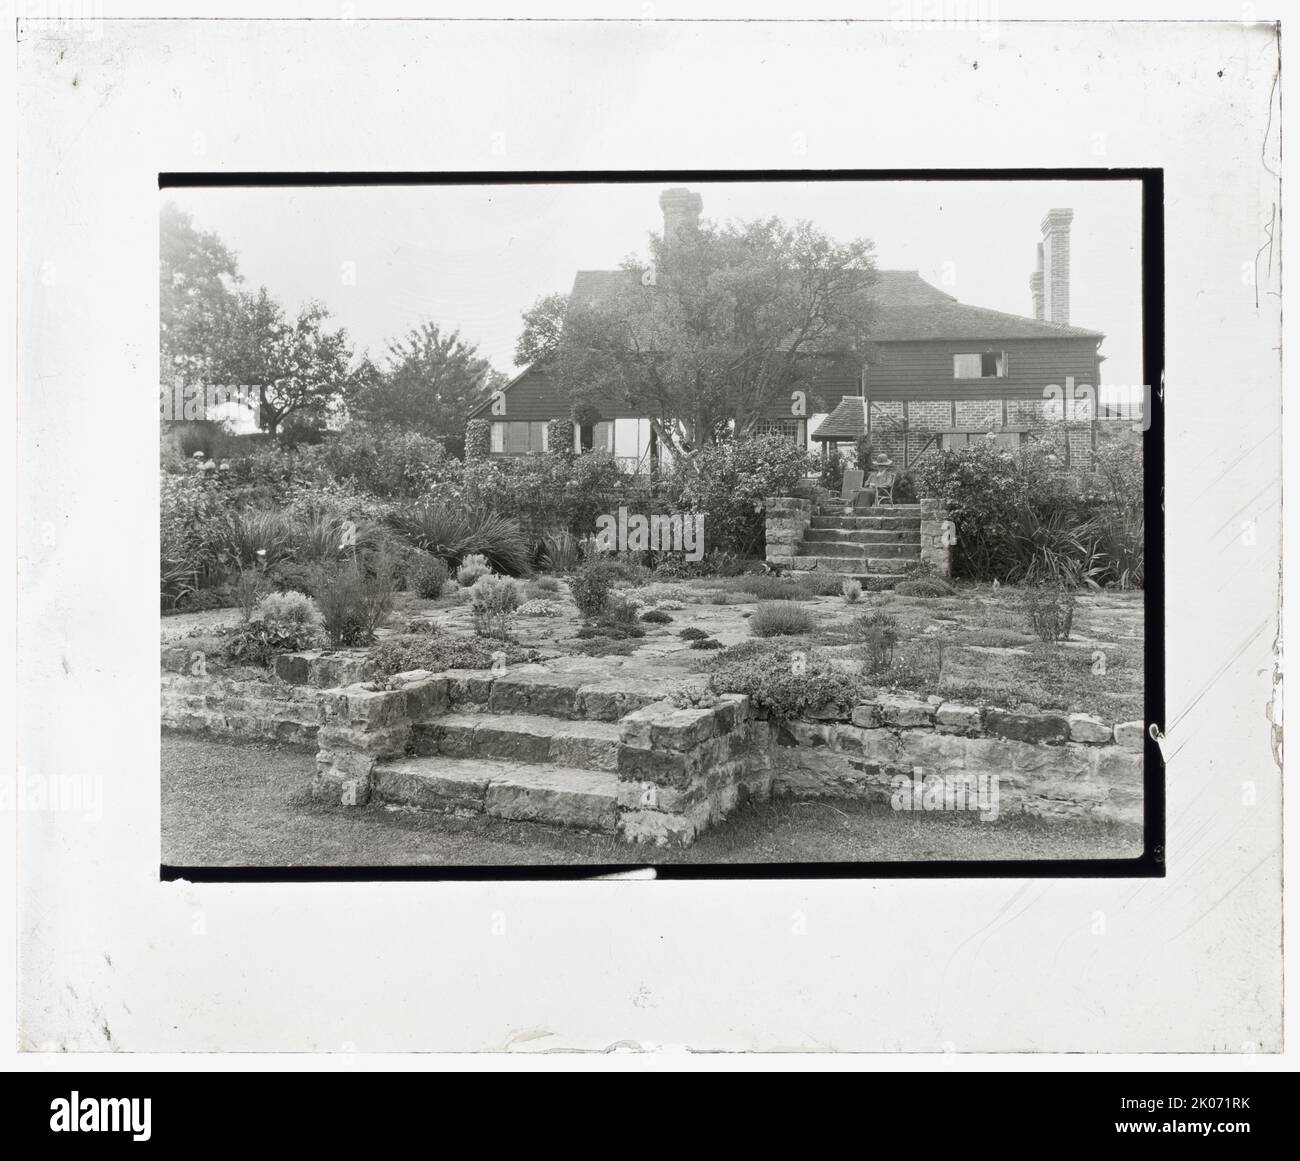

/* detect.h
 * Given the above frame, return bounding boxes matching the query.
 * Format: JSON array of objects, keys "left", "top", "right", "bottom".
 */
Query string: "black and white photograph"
[
  {"left": 158, "top": 176, "right": 1153, "bottom": 871},
  {"left": 11, "top": 9, "right": 1286, "bottom": 1068}
]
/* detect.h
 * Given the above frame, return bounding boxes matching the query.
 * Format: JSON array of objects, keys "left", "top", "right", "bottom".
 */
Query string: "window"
[
  {"left": 494, "top": 421, "right": 547, "bottom": 453},
  {"left": 953, "top": 351, "right": 1007, "bottom": 379},
  {"left": 752, "top": 418, "right": 804, "bottom": 444}
]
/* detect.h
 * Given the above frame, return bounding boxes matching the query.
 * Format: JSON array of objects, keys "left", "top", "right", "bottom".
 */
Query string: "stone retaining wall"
[
  {"left": 161, "top": 673, "right": 325, "bottom": 748},
  {"left": 763, "top": 496, "right": 813, "bottom": 570},
  {"left": 772, "top": 693, "right": 1144, "bottom": 825},
  {"left": 918, "top": 498, "right": 953, "bottom": 577},
  {"left": 616, "top": 695, "right": 773, "bottom": 846}
]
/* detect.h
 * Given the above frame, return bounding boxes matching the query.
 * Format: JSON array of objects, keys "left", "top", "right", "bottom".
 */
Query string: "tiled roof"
[
  {"left": 869, "top": 270, "right": 1104, "bottom": 341},
  {"left": 569, "top": 268, "right": 1104, "bottom": 342},
  {"left": 810, "top": 396, "right": 867, "bottom": 442}
]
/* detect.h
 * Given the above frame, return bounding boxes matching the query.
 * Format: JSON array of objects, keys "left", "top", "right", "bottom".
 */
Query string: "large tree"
[
  {"left": 159, "top": 202, "right": 242, "bottom": 385},
  {"left": 346, "top": 322, "right": 501, "bottom": 441},
  {"left": 552, "top": 216, "right": 877, "bottom": 460},
  {"left": 220, "top": 289, "right": 354, "bottom": 436},
  {"left": 514, "top": 292, "right": 569, "bottom": 366}
]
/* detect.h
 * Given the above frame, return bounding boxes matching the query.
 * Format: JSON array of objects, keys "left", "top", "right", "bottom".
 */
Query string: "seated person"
[{"left": 855, "top": 454, "right": 897, "bottom": 507}]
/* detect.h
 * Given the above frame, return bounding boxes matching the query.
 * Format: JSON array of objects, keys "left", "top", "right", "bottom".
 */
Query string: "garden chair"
[{"left": 840, "top": 468, "right": 864, "bottom": 503}]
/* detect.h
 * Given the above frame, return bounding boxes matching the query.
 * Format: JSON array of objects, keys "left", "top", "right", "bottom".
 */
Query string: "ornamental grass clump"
[{"left": 749, "top": 600, "right": 816, "bottom": 638}]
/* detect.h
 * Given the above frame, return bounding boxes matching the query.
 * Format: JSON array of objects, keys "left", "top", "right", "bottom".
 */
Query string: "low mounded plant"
[
  {"left": 841, "top": 578, "right": 863, "bottom": 604},
  {"left": 570, "top": 558, "right": 617, "bottom": 620},
  {"left": 256, "top": 590, "right": 322, "bottom": 627},
  {"left": 707, "top": 642, "right": 861, "bottom": 722},
  {"left": 894, "top": 576, "right": 957, "bottom": 599},
  {"left": 795, "top": 572, "right": 846, "bottom": 597},
  {"left": 641, "top": 609, "right": 673, "bottom": 624},
  {"left": 470, "top": 573, "right": 522, "bottom": 640},
  {"left": 457, "top": 553, "right": 491, "bottom": 588},
  {"left": 410, "top": 553, "right": 451, "bottom": 599},
  {"left": 749, "top": 600, "right": 816, "bottom": 638},
  {"left": 690, "top": 637, "right": 724, "bottom": 650},
  {"left": 369, "top": 633, "right": 536, "bottom": 677},
  {"left": 223, "top": 620, "right": 320, "bottom": 668},
  {"left": 528, "top": 575, "right": 562, "bottom": 596},
  {"left": 678, "top": 626, "right": 709, "bottom": 641}
]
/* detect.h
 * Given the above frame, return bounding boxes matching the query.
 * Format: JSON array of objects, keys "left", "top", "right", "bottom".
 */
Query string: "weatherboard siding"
[{"left": 864, "top": 338, "right": 1102, "bottom": 402}]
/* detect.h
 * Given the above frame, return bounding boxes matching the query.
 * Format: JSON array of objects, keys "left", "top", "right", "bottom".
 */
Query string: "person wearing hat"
[{"left": 856, "top": 453, "right": 897, "bottom": 508}]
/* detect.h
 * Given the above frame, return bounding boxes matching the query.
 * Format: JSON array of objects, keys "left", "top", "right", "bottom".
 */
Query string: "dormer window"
[{"left": 953, "top": 351, "right": 1007, "bottom": 378}]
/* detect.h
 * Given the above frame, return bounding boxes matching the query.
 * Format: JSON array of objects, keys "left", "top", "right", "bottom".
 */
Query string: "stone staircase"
[
  {"left": 367, "top": 669, "right": 665, "bottom": 834},
  {"left": 793, "top": 502, "right": 924, "bottom": 588}
]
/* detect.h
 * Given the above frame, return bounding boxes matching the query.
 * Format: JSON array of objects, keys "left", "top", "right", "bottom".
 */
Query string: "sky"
[{"left": 165, "top": 179, "right": 1144, "bottom": 387}]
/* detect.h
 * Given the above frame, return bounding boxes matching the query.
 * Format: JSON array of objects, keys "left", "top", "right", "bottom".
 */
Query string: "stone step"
[
  {"left": 412, "top": 710, "right": 621, "bottom": 772},
  {"left": 372, "top": 755, "right": 617, "bottom": 832},
  {"left": 796, "top": 555, "right": 914, "bottom": 574},
  {"left": 792, "top": 569, "right": 907, "bottom": 590},
  {"left": 795, "top": 540, "right": 920, "bottom": 559},
  {"left": 817, "top": 504, "right": 922, "bottom": 516},
  {"left": 438, "top": 667, "right": 666, "bottom": 722},
  {"left": 809, "top": 514, "right": 922, "bottom": 531},
  {"left": 802, "top": 527, "right": 921, "bottom": 545}
]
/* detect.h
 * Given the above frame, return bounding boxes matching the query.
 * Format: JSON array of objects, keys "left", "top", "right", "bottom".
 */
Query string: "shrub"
[
  {"left": 749, "top": 600, "right": 816, "bottom": 638},
  {"left": 708, "top": 643, "right": 860, "bottom": 722},
  {"left": 1023, "top": 583, "right": 1076, "bottom": 642},
  {"left": 690, "top": 638, "right": 724, "bottom": 650},
  {"left": 794, "top": 572, "right": 846, "bottom": 597},
  {"left": 470, "top": 574, "right": 522, "bottom": 640},
  {"left": 233, "top": 568, "right": 269, "bottom": 623},
  {"left": 222, "top": 509, "right": 294, "bottom": 572},
  {"left": 672, "top": 435, "right": 818, "bottom": 556},
  {"left": 894, "top": 577, "right": 957, "bottom": 598},
  {"left": 391, "top": 501, "right": 531, "bottom": 577},
  {"left": 841, "top": 578, "right": 862, "bottom": 603},
  {"left": 369, "top": 633, "right": 535, "bottom": 676},
  {"left": 715, "top": 574, "right": 815, "bottom": 601},
  {"left": 528, "top": 576, "right": 562, "bottom": 596},
  {"left": 256, "top": 590, "right": 322, "bottom": 627},
  {"left": 570, "top": 558, "right": 616, "bottom": 619},
  {"left": 223, "top": 620, "right": 320, "bottom": 668},
  {"left": 641, "top": 609, "right": 673, "bottom": 624},
  {"left": 315, "top": 421, "right": 448, "bottom": 499},
  {"left": 539, "top": 528, "right": 582, "bottom": 572},
  {"left": 1003, "top": 506, "right": 1103, "bottom": 588},
  {"left": 173, "top": 585, "right": 233, "bottom": 613},
  {"left": 317, "top": 559, "right": 395, "bottom": 646},
  {"left": 854, "top": 610, "right": 900, "bottom": 674},
  {"left": 410, "top": 553, "right": 450, "bottom": 599},
  {"left": 678, "top": 626, "right": 709, "bottom": 641},
  {"left": 457, "top": 553, "right": 491, "bottom": 588},
  {"left": 605, "top": 596, "right": 640, "bottom": 625}
]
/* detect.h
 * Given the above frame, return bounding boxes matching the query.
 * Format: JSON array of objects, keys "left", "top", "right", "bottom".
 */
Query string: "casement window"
[
  {"left": 953, "top": 351, "right": 1008, "bottom": 379},
  {"left": 492, "top": 421, "right": 548, "bottom": 454},
  {"left": 752, "top": 418, "right": 805, "bottom": 444}
]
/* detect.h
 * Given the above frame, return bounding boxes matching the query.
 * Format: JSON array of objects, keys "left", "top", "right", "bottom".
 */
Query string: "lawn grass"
[{"left": 162, "top": 732, "right": 1141, "bottom": 868}]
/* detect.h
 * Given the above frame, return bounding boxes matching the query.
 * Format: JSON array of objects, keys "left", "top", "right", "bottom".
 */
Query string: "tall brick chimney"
[
  {"left": 659, "top": 187, "right": 702, "bottom": 241},
  {"left": 1039, "top": 208, "right": 1074, "bottom": 326},
  {"left": 1029, "top": 242, "right": 1045, "bottom": 320}
]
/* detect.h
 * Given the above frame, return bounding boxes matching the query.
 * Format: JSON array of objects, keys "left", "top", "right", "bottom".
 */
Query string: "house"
[{"left": 469, "top": 191, "right": 1107, "bottom": 473}]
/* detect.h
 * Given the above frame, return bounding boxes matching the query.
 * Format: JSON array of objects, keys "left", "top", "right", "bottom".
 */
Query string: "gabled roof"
[
  {"left": 810, "top": 396, "right": 867, "bottom": 442},
  {"left": 568, "top": 268, "right": 1104, "bottom": 343}
]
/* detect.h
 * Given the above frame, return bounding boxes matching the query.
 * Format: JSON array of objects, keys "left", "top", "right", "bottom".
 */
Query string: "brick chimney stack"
[
  {"left": 1029, "top": 242, "right": 1045, "bottom": 320},
  {"left": 1039, "top": 208, "right": 1074, "bottom": 326},
  {"left": 659, "top": 187, "right": 703, "bottom": 241}
]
